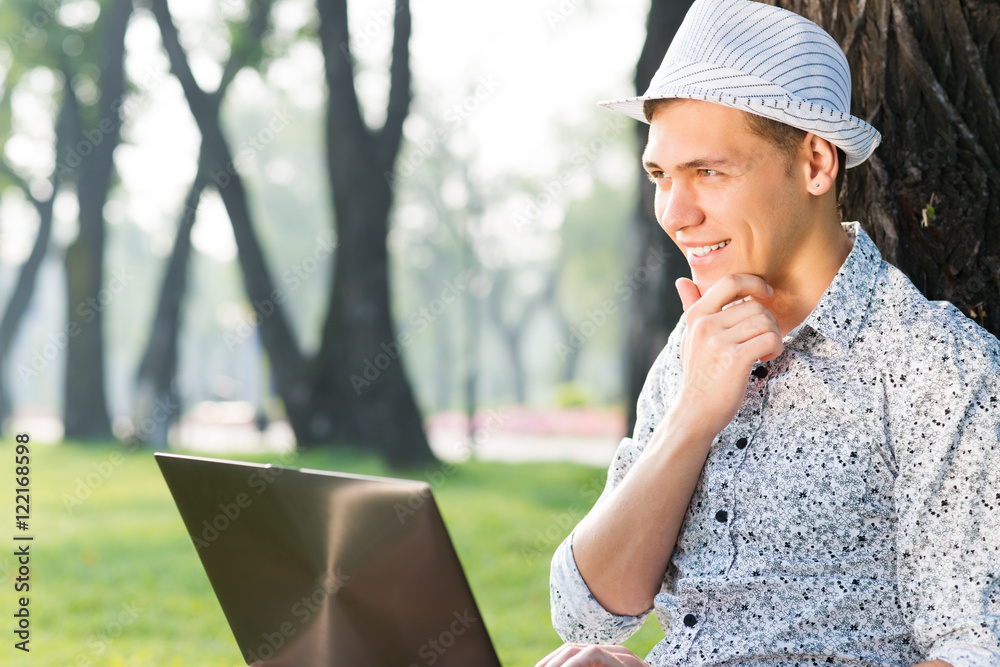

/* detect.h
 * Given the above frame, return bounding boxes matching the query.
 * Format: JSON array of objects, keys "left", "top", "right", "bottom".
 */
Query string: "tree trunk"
[
  {"left": 625, "top": 0, "right": 693, "bottom": 435},
  {"left": 131, "top": 173, "right": 205, "bottom": 447},
  {"left": 485, "top": 270, "right": 529, "bottom": 404},
  {"left": 311, "top": 0, "right": 434, "bottom": 466},
  {"left": 153, "top": 0, "right": 434, "bottom": 466},
  {"left": 151, "top": 0, "right": 308, "bottom": 428},
  {"left": 0, "top": 172, "right": 57, "bottom": 430},
  {"left": 62, "top": 0, "right": 133, "bottom": 440},
  {"left": 765, "top": 0, "right": 1000, "bottom": 336},
  {"left": 132, "top": 3, "right": 269, "bottom": 448}
]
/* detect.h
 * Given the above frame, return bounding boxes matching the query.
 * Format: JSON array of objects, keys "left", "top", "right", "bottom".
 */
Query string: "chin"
[{"left": 691, "top": 274, "right": 719, "bottom": 294}]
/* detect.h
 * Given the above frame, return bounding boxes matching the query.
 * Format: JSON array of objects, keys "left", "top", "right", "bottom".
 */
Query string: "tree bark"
[
  {"left": 763, "top": 0, "right": 1000, "bottom": 335},
  {"left": 626, "top": 0, "right": 693, "bottom": 436},
  {"left": 311, "top": 0, "right": 434, "bottom": 466},
  {"left": 62, "top": 0, "right": 133, "bottom": 440}
]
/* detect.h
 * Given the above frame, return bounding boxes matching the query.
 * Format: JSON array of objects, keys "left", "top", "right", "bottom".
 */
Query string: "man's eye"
[
  {"left": 646, "top": 171, "right": 665, "bottom": 184},
  {"left": 699, "top": 169, "right": 720, "bottom": 177}
]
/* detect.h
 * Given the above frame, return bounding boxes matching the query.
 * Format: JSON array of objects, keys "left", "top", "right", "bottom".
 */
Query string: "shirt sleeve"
[
  {"left": 890, "top": 308, "right": 1000, "bottom": 667},
  {"left": 550, "top": 322, "right": 684, "bottom": 644}
]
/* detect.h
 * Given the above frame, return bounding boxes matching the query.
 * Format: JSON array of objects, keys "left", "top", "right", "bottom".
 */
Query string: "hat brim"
[{"left": 599, "top": 78, "right": 881, "bottom": 169}]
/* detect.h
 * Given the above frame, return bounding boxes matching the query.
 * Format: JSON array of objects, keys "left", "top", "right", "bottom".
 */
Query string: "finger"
[
  {"left": 562, "top": 646, "right": 628, "bottom": 667},
  {"left": 712, "top": 299, "right": 779, "bottom": 335},
  {"left": 535, "top": 644, "right": 583, "bottom": 667},
  {"left": 718, "top": 310, "right": 779, "bottom": 346},
  {"left": 705, "top": 299, "right": 778, "bottom": 329},
  {"left": 535, "top": 644, "right": 642, "bottom": 667},
  {"left": 693, "top": 274, "right": 773, "bottom": 314},
  {"left": 675, "top": 277, "right": 702, "bottom": 312},
  {"left": 739, "top": 330, "right": 784, "bottom": 365}
]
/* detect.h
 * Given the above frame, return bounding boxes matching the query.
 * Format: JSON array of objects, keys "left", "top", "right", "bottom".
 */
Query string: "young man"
[{"left": 539, "top": 1, "right": 1000, "bottom": 666}]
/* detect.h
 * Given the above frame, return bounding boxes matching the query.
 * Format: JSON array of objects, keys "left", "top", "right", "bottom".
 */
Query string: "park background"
[{"left": 2, "top": 0, "right": 1000, "bottom": 665}]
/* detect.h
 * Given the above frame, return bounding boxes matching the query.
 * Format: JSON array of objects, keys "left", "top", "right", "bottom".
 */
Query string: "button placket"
[{"left": 716, "top": 371, "right": 768, "bottom": 574}]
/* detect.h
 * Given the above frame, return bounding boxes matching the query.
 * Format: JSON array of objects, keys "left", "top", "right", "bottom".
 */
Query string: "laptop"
[{"left": 155, "top": 452, "right": 502, "bottom": 666}]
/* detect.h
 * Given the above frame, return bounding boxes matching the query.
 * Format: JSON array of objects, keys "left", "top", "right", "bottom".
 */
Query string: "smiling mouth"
[{"left": 689, "top": 240, "right": 731, "bottom": 258}]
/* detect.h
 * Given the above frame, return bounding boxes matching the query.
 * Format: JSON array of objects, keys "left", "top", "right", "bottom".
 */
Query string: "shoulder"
[{"left": 869, "top": 261, "right": 1000, "bottom": 391}]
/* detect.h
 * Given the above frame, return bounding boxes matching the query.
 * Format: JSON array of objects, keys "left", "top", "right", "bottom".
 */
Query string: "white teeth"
[{"left": 690, "top": 240, "right": 730, "bottom": 257}]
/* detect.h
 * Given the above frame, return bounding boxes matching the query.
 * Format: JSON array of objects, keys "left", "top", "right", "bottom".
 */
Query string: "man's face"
[{"left": 643, "top": 99, "right": 814, "bottom": 295}]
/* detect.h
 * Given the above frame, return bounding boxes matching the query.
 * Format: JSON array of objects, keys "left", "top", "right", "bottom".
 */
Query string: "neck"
[{"left": 760, "top": 211, "right": 852, "bottom": 337}]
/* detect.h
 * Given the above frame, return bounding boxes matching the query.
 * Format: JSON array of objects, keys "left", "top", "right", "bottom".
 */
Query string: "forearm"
[{"left": 571, "top": 408, "right": 714, "bottom": 616}]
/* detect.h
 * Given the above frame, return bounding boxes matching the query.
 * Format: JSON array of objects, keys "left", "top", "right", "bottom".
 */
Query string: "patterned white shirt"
[{"left": 550, "top": 223, "right": 1000, "bottom": 667}]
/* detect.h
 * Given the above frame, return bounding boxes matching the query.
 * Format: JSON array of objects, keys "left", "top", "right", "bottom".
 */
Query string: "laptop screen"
[{"left": 155, "top": 453, "right": 501, "bottom": 667}]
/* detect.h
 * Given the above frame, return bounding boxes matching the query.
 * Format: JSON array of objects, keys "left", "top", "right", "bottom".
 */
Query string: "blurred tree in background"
[
  {"left": 132, "top": 0, "right": 273, "bottom": 447},
  {"left": 0, "top": 0, "right": 136, "bottom": 440},
  {"left": 144, "top": 0, "right": 432, "bottom": 465},
  {"left": 624, "top": 0, "right": 691, "bottom": 435}
]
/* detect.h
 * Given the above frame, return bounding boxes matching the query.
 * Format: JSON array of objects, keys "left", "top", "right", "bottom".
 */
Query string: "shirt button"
[
  {"left": 715, "top": 510, "right": 728, "bottom": 523},
  {"left": 752, "top": 365, "right": 768, "bottom": 379},
  {"left": 735, "top": 438, "right": 747, "bottom": 449},
  {"left": 683, "top": 613, "right": 697, "bottom": 627}
]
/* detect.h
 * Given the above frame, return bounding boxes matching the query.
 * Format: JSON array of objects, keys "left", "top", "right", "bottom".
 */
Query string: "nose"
[{"left": 657, "top": 179, "right": 704, "bottom": 234}]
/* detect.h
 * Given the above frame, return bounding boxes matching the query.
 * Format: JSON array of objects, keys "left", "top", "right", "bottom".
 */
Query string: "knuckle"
[
  {"left": 690, "top": 317, "right": 711, "bottom": 338},
  {"left": 752, "top": 312, "right": 773, "bottom": 329},
  {"left": 721, "top": 273, "right": 741, "bottom": 291}
]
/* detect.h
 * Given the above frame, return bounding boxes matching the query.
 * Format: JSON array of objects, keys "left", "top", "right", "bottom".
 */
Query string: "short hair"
[{"left": 642, "top": 98, "right": 846, "bottom": 191}]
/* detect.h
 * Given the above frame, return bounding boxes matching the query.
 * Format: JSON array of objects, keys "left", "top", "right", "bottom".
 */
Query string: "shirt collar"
[{"left": 786, "top": 221, "right": 881, "bottom": 352}]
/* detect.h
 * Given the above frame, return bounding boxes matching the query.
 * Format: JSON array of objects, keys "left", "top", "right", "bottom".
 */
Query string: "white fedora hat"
[{"left": 600, "top": 0, "right": 881, "bottom": 168}]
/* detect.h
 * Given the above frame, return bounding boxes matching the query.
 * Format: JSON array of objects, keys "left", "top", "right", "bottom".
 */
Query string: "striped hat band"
[{"left": 600, "top": 0, "right": 881, "bottom": 168}]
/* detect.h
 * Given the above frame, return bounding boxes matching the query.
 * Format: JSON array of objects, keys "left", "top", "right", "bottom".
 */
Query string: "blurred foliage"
[
  {"left": 0, "top": 0, "right": 640, "bottom": 419},
  {"left": 552, "top": 382, "right": 592, "bottom": 408}
]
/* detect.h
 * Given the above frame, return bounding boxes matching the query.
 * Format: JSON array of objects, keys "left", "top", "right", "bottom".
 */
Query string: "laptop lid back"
[{"left": 155, "top": 453, "right": 501, "bottom": 667}]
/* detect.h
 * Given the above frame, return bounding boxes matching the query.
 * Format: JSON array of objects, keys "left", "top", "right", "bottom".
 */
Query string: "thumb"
[{"left": 675, "top": 278, "right": 702, "bottom": 312}]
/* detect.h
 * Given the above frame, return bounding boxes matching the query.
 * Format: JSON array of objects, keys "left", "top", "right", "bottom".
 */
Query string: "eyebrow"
[{"left": 642, "top": 156, "right": 743, "bottom": 172}]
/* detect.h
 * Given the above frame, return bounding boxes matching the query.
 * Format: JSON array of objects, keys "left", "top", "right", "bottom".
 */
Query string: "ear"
[{"left": 802, "top": 134, "right": 839, "bottom": 196}]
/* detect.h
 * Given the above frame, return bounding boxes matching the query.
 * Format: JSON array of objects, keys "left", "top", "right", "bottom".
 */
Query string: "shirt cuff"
[
  {"left": 928, "top": 642, "right": 1000, "bottom": 667},
  {"left": 549, "top": 531, "right": 648, "bottom": 645}
]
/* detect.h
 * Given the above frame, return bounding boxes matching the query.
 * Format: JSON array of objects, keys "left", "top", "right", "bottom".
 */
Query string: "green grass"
[{"left": 0, "top": 441, "right": 664, "bottom": 666}]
